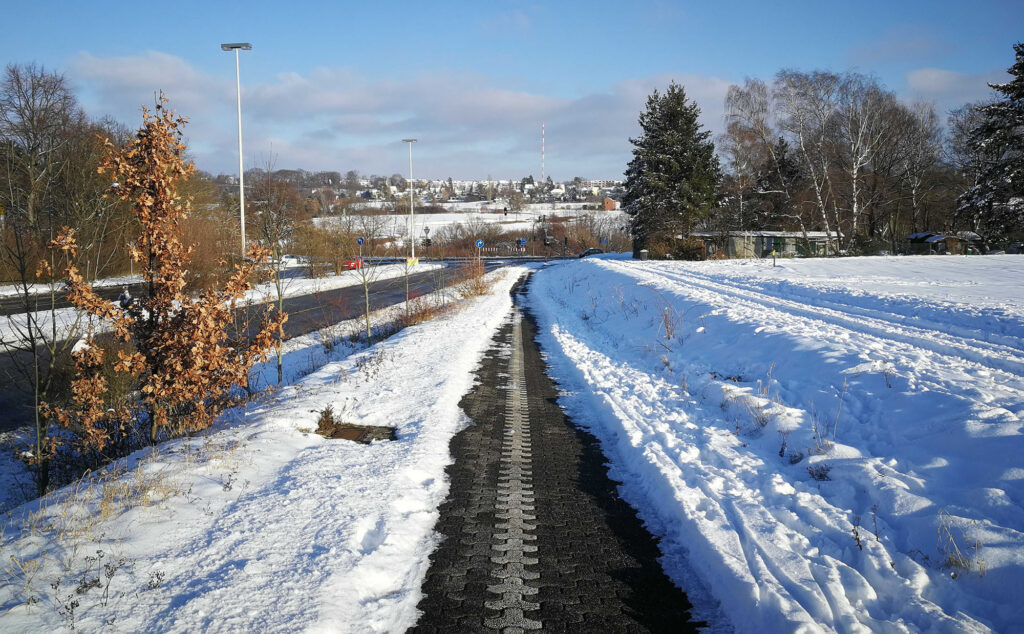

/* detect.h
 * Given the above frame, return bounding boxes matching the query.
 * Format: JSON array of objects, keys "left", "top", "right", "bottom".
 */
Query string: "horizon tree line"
[{"left": 625, "top": 42, "right": 1024, "bottom": 257}]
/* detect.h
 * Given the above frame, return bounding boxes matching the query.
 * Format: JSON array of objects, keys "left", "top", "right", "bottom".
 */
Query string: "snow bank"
[{"left": 527, "top": 255, "right": 1023, "bottom": 632}]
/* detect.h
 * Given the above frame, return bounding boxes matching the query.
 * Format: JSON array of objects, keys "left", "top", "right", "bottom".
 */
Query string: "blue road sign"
[
  {"left": 519, "top": 238, "right": 527, "bottom": 246},
  {"left": 357, "top": 237, "right": 365, "bottom": 245},
  {"left": 475, "top": 239, "right": 484, "bottom": 248},
  {"left": 599, "top": 237, "right": 608, "bottom": 245}
]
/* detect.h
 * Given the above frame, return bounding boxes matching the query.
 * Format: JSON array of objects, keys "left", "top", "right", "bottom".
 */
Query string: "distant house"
[
  {"left": 692, "top": 231, "right": 835, "bottom": 258},
  {"left": 603, "top": 198, "right": 618, "bottom": 211},
  {"left": 905, "top": 231, "right": 986, "bottom": 255}
]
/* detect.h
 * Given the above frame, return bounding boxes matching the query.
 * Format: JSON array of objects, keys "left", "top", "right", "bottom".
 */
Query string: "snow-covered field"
[
  {"left": 316, "top": 202, "right": 625, "bottom": 238},
  {"left": 1, "top": 254, "right": 1021, "bottom": 632},
  {"left": 527, "top": 254, "right": 1023, "bottom": 632}
]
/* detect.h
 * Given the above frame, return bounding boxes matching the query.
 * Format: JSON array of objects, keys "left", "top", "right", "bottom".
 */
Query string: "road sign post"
[{"left": 475, "top": 239, "right": 483, "bottom": 260}]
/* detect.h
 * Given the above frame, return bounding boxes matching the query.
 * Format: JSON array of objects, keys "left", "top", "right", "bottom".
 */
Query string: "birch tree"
[
  {"left": 835, "top": 74, "right": 892, "bottom": 246},
  {"left": 774, "top": 70, "right": 842, "bottom": 251}
]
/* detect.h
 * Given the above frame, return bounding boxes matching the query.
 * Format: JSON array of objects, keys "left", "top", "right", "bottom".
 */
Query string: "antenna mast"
[{"left": 541, "top": 121, "right": 545, "bottom": 184}]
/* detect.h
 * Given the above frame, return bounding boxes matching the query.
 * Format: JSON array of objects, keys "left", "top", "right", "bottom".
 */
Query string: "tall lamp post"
[
  {"left": 222, "top": 42, "right": 252, "bottom": 256},
  {"left": 402, "top": 138, "right": 417, "bottom": 259}
]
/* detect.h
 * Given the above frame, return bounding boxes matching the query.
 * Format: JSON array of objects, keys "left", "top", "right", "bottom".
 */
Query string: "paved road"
[
  {"left": 0, "top": 261, "right": 505, "bottom": 433},
  {"left": 0, "top": 282, "right": 143, "bottom": 316},
  {"left": 412, "top": 276, "right": 702, "bottom": 632},
  {"left": 0, "top": 258, "right": 520, "bottom": 317}
]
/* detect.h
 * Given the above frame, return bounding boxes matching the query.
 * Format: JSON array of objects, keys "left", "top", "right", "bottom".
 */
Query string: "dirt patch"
[
  {"left": 316, "top": 420, "right": 396, "bottom": 443},
  {"left": 315, "top": 405, "right": 396, "bottom": 443}
]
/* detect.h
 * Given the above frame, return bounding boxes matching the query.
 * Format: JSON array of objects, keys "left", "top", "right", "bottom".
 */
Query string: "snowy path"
[
  {"left": 413, "top": 283, "right": 702, "bottom": 631},
  {"left": 527, "top": 256, "right": 1023, "bottom": 632}
]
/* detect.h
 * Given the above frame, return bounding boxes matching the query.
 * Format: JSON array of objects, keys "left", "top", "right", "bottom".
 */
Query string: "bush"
[
  {"left": 457, "top": 260, "right": 490, "bottom": 296},
  {"left": 644, "top": 232, "right": 706, "bottom": 260},
  {"left": 673, "top": 237, "right": 707, "bottom": 260}
]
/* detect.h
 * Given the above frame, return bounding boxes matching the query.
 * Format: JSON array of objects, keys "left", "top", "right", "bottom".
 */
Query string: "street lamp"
[
  {"left": 221, "top": 42, "right": 252, "bottom": 256},
  {"left": 402, "top": 138, "right": 417, "bottom": 259}
]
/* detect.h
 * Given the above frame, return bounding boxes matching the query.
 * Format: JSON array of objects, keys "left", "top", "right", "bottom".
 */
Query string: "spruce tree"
[
  {"left": 957, "top": 42, "right": 1024, "bottom": 244},
  {"left": 623, "top": 82, "right": 721, "bottom": 257}
]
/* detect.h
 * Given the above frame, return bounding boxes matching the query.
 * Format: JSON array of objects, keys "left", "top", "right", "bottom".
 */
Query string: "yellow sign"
[{"left": 406, "top": 258, "right": 419, "bottom": 266}]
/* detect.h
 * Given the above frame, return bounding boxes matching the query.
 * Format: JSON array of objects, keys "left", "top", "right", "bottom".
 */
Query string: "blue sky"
[{"left": 3, "top": 0, "right": 1020, "bottom": 180}]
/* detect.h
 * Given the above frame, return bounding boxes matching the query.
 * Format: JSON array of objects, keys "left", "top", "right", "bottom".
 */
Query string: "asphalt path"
[{"left": 0, "top": 260, "right": 510, "bottom": 433}]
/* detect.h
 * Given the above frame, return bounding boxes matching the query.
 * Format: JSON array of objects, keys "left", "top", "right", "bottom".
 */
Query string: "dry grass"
[
  {"left": 457, "top": 260, "right": 491, "bottom": 296},
  {"left": 807, "top": 462, "right": 831, "bottom": 481},
  {"left": 0, "top": 420, "right": 253, "bottom": 623},
  {"left": 937, "top": 509, "right": 987, "bottom": 578},
  {"left": 2, "top": 553, "right": 44, "bottom": 608},
  {"left": 399, "top": 294, "right": 457, "bottom": 327},
  {"left": 660, "top": 304, "right": 679, "bottom": 340},
  {"left": 98, "top": 463, "right": 183, "bottom": 520}
]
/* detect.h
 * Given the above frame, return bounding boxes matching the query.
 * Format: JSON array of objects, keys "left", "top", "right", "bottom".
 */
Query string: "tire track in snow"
[
  {"left": 615, "top": 262, "right": 1024, "bottom": 393},
  {"left": 680, "top": 268, "right": 1024, "bottom": 351}
]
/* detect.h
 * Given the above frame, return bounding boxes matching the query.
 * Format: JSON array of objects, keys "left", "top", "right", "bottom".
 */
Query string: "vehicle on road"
[{"left": 578, "top": 248, "right": 604, "bottom": 258}]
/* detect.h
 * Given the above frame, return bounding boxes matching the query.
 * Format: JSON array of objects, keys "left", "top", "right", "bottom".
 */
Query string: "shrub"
[
  {"left": 46, "top": 97, "right": 284, "bottom": 452},
  {"left": 673, "top": 236, "right": 707, "bottom": 260},
  {"left": 458, "top": 260, "right": 490, "bottom": 296},
  {"left": 643, "top": 232, "right": 706, "bottom": 260}
]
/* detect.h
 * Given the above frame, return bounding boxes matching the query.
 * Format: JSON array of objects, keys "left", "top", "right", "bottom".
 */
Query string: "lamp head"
[{"left": 221, "top": 43, "right": 252, "bottom": 51}]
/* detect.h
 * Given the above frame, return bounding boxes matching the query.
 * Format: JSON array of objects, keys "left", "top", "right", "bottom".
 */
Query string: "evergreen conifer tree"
[
  {"left": 623, "top": 82, "right": 721, "bottom": 257},
  {"left": 958, "top": 42, "right": 1024, "bottom": 244}
]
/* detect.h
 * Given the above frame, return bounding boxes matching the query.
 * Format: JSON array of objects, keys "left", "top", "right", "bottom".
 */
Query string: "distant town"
[{"left": 208, "top": 169, "right": 624, "bottom": 212}]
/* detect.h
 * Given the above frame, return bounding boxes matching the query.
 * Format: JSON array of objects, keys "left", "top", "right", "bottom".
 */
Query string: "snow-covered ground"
[
  {"left": 527, "top": 254, "right": 1023, "bottom": 632},
  {"left": 0, "top": 266, "right": 526, "bottom": 632},
  {"left": 2, "top": 254, "right": 1021, "bottom": 632}
]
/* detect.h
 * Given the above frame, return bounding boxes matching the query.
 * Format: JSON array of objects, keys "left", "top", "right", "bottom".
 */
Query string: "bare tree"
[
  {"left": 900, "top": 103, "right": 943, "bottom": 234},
  {"left": 723, "top": 79, "right": 810, "bottom": 244},
  {"left": 0, "top": 63, "right": 78, "bottom": 228},
  {"left": 252, "top": 157, "right": 302, "bottom": 384},
  {"left": 0, "top": 64, "right": 93, "bottom": 494},
  {"left": 775, "top": 70, "right": 842, "bottom": 251},
  {"left": 946, "top": 102, "right": 994, "bottom": 232}
]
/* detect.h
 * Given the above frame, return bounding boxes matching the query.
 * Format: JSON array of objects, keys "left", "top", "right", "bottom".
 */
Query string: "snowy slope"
[
  {"left": 526, "top": 254, "right": 1024, "bottom": 632},
  {"left": 0, "top": 267, "right": 526, "bottom": 632}
]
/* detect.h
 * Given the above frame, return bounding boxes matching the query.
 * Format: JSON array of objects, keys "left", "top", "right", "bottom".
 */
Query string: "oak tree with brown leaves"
[{"left": 47, "top": 98, "right": 285, "bottom": 450}]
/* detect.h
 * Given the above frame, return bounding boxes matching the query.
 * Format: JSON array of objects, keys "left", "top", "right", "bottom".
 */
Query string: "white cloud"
[
  {"left": 69, "top": 51, "right": 228, "bottom": 119},
  {"left": 65, "top": 51, "right": 732, "bottom": 180},
  {"left": 905, "top": 67, "right": 1006, "bottom": 111},
  {"left": 849, "top": 28, "right": 946, "bottom": 66}
]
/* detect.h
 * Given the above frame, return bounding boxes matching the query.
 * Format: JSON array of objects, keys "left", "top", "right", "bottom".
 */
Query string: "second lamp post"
[{"left": 402, "top": 138, "right": 417, "bottom": 259}]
